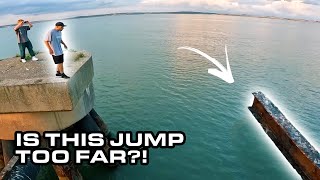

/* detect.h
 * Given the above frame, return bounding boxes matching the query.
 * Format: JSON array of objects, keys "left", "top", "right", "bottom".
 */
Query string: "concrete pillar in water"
[
  {"left": 73, "top": 114, "right": 118, "bottom": 168},
  {"left": 52, "top": 163, "right": 82, "bottom": 180},
  {"left": 0, "top": 51, "right": 113, "bottom": 179},
  {"left": 0, "top": 140, "right": 4, "bottom": 171},
  {"left": 1, "top": 141, "right": 14, "bottom": 165},
  {"left": 74, "top": 114, "right": 114, "bottom": 155},
  {"left": 89, "top": 109, "right": 109, "bottom": 136},
  {"left": 1, "top": 156, "right": 41, "bottom": 180},
  {"left": 48, "top": 113, "right": 115, "bottom": 180}
]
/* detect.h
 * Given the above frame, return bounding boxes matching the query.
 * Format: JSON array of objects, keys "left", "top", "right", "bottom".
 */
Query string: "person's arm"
[
  {"left": 61, "top": 40, "right": 68, "bottom": 49},
  {"left": 44, "top": 41, "right": 54, "bottom": 55},
  {"left": 44, "top": 31, "right": 54, "bottom": 54},
  {"left": 13, "top": 21, "right": 24, "bottom": 31},
  {"left": 25, "top": 21, "right": 33, "bottom": 28}
]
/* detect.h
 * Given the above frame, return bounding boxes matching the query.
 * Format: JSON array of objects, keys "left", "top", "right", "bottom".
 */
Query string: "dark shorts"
[{"left": 52, "top": 54, "right": 64, "bottom": 64}]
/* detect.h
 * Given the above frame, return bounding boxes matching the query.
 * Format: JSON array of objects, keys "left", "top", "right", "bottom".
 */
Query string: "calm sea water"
[{"left": 1, "top": 14, "right": 320, "bottom": 180}]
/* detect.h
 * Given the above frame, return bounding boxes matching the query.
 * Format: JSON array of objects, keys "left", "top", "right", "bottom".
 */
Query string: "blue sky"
[{"left": 1, "top": 0, "right": 320, "bottom": 26}]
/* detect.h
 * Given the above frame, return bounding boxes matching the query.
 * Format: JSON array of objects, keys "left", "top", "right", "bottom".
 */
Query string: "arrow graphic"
[{"left": 178, "top": 45, "right": 234, "bottom": 84}]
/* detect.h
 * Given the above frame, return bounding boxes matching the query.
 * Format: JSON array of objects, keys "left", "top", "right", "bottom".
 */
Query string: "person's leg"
[
  {"left": 60, "top": 56, "right": 69, "bottom": 79},
  {"left": 60, "top": 63, "right": 69, "bottom": 78},
  {"left": 56, "top": 65, "right": 60, "bottom": 73},
  {"left": 53, "top": 55, "right": 69, "bottom": 78},
  {"left": 53, "top": 55, "right": 61, "bottom": 76},
  {"left": 25, "top": 41, "right": 35, "bottom": 56},
  {"left": 26, "top": 41, "right": 38, "bottom": 61},
  {"left": 56, "top": 64, "right": 62, "bottom": 73},
  {"left": 19, "top": 43, "right": 26, "bottom": 62},
  {"left": 60, "top": 63, "right": 64, "bottom": 74}
]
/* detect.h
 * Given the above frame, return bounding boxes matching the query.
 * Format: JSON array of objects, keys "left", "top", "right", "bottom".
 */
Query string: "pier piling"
[
  {"left": 249, "top": 91, "right": 320, "bottom": 180},
  {"left": 1, "top": 141, "right": 14, "bottom": 165},
  {"left": 0, "top": 157, "right": 41, "bottom": 180},
  {"left": 0, "top": 141, "right": 4, "bottom": 171},
  {"left": 90, "top": 109, "right": 109, "bottom": 136}
]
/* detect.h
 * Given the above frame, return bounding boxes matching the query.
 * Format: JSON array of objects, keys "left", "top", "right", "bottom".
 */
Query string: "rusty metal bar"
[{"left": 249, "top": 91, "right": 320, "bottom": 180}]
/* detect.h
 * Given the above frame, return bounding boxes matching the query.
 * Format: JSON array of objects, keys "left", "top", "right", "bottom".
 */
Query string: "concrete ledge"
[
  {"left": 0, "top": 82, "right": 95, "bottom": 140},
  {"left": 0, "top": 51, "right": 93, "bottom": 113},
  {"left": 249, "top": 91, "right": 320, "bottom": 180}
]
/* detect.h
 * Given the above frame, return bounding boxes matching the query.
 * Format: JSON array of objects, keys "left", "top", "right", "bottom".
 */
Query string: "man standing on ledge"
[
  {"left": 14, "top": 19, "right": 38, "bottom": 63},
  {"left": 44, "top": 22, "right": 70, "bottom": 79}
]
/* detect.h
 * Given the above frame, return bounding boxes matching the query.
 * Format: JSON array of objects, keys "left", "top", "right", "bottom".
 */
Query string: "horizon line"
[{"left": 1, "top": 11, "right": 319, "bottom": 28}]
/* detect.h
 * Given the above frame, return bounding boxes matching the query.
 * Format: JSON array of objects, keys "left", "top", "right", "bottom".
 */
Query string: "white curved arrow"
[{"left": 177, "top": 45, "right": 234, "bottom": 84}]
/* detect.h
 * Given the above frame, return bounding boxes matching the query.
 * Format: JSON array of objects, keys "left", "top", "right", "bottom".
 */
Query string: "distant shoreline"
[{"left": 1, "top": 11, "right": 319, "bottom": 28}]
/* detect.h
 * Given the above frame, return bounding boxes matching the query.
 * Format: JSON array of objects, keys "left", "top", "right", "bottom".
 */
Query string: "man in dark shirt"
[{"left": 14, "top": 19, "right": 38, "bottom": 63}]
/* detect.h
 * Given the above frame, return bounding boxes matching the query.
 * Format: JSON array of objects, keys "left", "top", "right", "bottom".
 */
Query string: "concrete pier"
[
  {"left": 249, "top": 92, "right": 320, "bottom": 180},
  {"left": 0, "top": 51, "right": 94, "bottom": 140},
  {"left": 0, "top": 51, "right": 112, "bottom": 179}
]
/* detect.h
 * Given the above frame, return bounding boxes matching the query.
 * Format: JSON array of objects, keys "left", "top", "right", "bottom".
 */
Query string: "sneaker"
[
  {"left": 32, "top": 56, "right": 39, "bottom": 61},
  {"left": 56, "top": 71, "right": 62, "bottom": 76},
  {"left": 21, "top": 59, "right": 26, "bottom": 63},
  {"left": 61, "top": 73, "right": 70, "bottom": 79}
]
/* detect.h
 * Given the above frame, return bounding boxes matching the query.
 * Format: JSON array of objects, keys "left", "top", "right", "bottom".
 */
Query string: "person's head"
[
  {"left": 55, "top": 22, "right": 66, "bottom": 31},
  {"left": 17, "top": 19, "right": 24, "bottom": 24}
]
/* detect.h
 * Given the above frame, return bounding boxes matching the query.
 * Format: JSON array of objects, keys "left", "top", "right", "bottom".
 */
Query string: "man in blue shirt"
[
  {"left": 14, "top": 19, "right": 38, "bottom": 63},
  {"left": 44, "top": 22, "right": 70, "bottom": 79}
]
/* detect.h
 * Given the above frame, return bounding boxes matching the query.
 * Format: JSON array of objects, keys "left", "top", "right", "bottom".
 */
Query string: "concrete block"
[
  {"left": 0, "top": 51, "right": 93, "bottom": 113},
  {"left": 0, "top": 82, "right": 95, "bottom": 140}
]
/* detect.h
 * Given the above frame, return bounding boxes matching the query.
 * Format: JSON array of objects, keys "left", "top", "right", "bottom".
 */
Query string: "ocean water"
[{"left": 1, "top": 14, "right": 320, "bottom": 179}]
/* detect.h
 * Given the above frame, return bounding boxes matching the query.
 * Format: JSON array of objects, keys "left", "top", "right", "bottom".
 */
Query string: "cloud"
[
  {"left": 0, "top": 5, "right": 150, "bottom": 26},
  {"left": 0, "top": 0, "right": 139, "bottom": 15},
  {"left": 141, "top": 0, "right": 320, "bottom": 20},
  {"left": 0, "top": 0, "right": 320, "bottom": 26},
  {"left": 302, "top": 0, "right": 320, "bottom": 5}
]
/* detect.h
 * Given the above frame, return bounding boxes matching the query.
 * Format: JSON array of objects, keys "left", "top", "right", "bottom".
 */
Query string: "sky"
[{"left": 1, "top": 0, "right": 320, "bottom": 26}]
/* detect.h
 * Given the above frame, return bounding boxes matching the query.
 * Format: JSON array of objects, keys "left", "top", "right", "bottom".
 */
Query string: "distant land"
[{"left": 1, "top": 11, "right": 319, "bottom": 28}]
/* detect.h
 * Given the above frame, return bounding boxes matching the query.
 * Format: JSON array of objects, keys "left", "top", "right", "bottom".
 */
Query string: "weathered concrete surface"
[
  {"left": 0, "top": 82, "right": 94, "bottom": 140},
  {"left": 0, "top": 51, "right": 93, "bottom": 113},
  {"left": 249, "top": 92, "right": 320, "bottom": 180}
]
